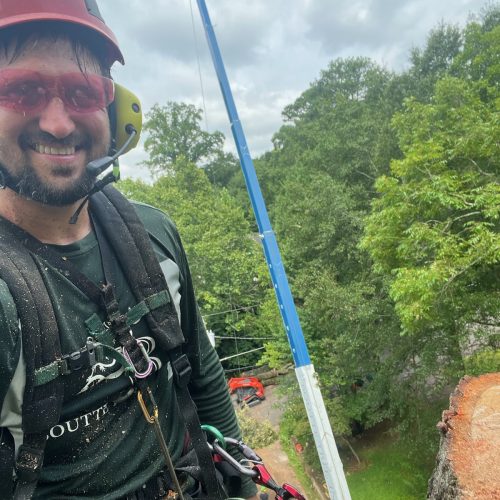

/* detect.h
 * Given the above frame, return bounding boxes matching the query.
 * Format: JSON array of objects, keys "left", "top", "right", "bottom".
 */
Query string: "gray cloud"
[
  {"left": 302, "top": 0, "right": 483, "bottom": 68},
  {"left": 101, "top": 0, "right": 287, "bottom": 67},
  {"left": 98, "top": 0, "right": 491, "bottom": 178}
]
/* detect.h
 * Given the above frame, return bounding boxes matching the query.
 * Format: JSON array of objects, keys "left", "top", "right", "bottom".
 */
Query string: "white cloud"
[{"left": 99, "top": 0, "right": 491, "bottom": 178}]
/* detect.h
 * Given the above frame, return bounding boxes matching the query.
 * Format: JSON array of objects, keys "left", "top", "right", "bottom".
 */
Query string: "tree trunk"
[{"left": 427, "top": 373, "right": 500, "bottom": 499}]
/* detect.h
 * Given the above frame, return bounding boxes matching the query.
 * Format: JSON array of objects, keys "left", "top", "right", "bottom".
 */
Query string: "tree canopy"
[
  {"left": 119, "top": 3, "right": 500, "bottom": 471},
  {"left": 143, "top": 102, "right": 227, "bottom": 177}
]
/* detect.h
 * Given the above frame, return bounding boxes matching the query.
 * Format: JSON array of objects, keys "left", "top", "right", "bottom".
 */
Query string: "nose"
[{"left": 38, "top": 97, "right": 76, "bottom": 139}]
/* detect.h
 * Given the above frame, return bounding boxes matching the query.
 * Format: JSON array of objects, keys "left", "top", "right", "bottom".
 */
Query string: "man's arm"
[
  {"left": 0, "top": 279, "right": 22, "bottom": 414},
  {"left": 134, "top": 204, "right": 259, "bottom": 498},
  {"left": 172, "top": 227, "right": 258, "bottom": 499}
]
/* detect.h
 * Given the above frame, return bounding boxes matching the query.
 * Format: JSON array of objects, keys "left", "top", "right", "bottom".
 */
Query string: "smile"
[{"left": 31, "top": 143, "right": 77, "bottom": 155}]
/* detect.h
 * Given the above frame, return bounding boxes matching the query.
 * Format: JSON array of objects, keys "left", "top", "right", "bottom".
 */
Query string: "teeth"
[{"left": 34, "top": 144, "right": 75, "bottom": 155}]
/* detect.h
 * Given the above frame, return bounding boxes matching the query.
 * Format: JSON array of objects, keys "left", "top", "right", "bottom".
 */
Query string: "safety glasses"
[{"left": 0, "top": 69, "right": 115, "bottom": 114}]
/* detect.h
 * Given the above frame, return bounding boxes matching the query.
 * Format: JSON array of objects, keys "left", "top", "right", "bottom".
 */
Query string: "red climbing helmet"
[{"left": 0, "top": 0, "right": 123, "bottom": 64}]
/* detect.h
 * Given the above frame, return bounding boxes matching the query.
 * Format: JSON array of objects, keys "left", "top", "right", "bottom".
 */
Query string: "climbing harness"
[{"left": 0, "top": 186, "right": 224, "bottom": 500}]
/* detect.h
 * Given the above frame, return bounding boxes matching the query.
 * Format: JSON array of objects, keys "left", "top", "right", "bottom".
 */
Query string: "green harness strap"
[
  {"left": 33, "top": 290, "right": 170, "bottom": 386},
  {"left": 34, "top": 343, "right": 133, "bottom": 387}
]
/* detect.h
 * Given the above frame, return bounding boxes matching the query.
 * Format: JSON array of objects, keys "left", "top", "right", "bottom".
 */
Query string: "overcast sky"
[{"left": 99, "top": 0, "right": 491, "bottom": 180}]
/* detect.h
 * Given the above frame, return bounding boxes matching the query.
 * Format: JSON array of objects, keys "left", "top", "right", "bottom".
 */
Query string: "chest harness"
[{"left": 0, "top": 186, "right": 225, "bottom": 500}]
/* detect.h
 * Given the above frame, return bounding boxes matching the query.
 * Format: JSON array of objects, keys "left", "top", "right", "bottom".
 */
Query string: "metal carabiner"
[
  {"left": 137, "top": 386, "right": 158, "bottom": 424},
  {"left": 123, "top": 336, "right": 154, "bottom": 379},
  {"left": 136, "top": 386, "right": 185, "bottom": 500},
  {"left": 209, "top": 431, "right": 306, "bottom": 499}
]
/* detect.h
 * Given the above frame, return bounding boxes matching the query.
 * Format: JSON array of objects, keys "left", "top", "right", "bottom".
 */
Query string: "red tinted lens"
[
  {"left": 0, "top": 69, "right": 47, "bottom": 112},
  {"left": 59, "top": 73, "right": 114, "bottom": 113},
  {"left": 0, "top": 70, "right": 114, "bottom": 114}
]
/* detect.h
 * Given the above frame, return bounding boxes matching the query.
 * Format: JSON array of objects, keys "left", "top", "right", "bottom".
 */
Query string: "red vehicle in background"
[{"left": 228, "top": 377, "right": 265, "bottom": 407}]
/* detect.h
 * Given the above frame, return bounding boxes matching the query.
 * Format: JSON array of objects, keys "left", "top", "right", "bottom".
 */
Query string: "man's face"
[{"left": 0, "top": 38, "right": 111, "bottom": 206}]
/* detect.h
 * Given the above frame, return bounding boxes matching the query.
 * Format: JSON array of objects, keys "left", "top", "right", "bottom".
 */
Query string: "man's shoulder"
[
  {"left": 128, "top": 200, "right": 185, "bottom": 265},
  {"left": 129, "top": 200, "right": 176, "bottom": 232},
  {"left": 0, "top": 279, "right": 18, "bottom": 332},
  {"left": 0, "top": 278, "right": 22, "bottom": 406}
]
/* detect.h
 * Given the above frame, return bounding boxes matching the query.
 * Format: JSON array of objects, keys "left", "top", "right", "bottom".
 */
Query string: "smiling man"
[{"left": 0, "top": 2, "right": 258, "bottom": 499}]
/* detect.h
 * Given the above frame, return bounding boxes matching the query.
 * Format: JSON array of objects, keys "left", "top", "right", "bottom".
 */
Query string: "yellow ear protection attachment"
[
  {"left": 113, "top": 82, "right": 142, "bottom": 154},
  {"left": 74, "top": 89, "right": 142, "bottom": 224},
  {"left": 86, "top": 82, "right": 142, "bottom": 180}
]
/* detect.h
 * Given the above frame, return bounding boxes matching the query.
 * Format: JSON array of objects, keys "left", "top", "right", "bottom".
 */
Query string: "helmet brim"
[{"left": 0, "top": 12, "right": 124, "bottom": 65}]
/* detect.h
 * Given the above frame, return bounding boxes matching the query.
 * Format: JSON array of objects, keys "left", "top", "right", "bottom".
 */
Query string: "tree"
[
  {"left": 273, "top": 57, "right": 400, "bottom": 191},
  {"left": 452, "top": 5, "right": 500, "bottom": 93},
  {"left": 204, "top": 150, "right": 240, "bottom": 189},
  {"left": 256, "top": 58, "right": 404, "bottom": 430},
  {"left": 406, "top": 23, "right": 462, "bottom": 102},
  {"left": 363, "top": 75, "right": 500, "bottom": 382},
  {"left": 143, "top": 102, "right": 225, "bottom": 177}
]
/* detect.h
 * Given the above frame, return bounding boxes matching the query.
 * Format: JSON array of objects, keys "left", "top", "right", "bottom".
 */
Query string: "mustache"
[{"left": 19, "top": 131, "right": 90, "bottom": 149}]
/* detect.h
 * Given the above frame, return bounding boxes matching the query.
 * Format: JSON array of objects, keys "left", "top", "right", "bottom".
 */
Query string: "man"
[{"left": 0, "top": 1, "right": 258, "bottom": 499}]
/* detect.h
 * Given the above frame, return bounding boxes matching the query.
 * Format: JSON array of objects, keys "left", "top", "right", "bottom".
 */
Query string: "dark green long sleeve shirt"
[{"left": 0, "top": 201, "right": 256, "bottom": 499}]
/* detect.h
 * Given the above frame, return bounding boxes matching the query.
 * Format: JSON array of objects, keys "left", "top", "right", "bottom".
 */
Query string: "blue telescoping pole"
[{"left": 195, "top": 2, "right": 351, "bottom": 499}]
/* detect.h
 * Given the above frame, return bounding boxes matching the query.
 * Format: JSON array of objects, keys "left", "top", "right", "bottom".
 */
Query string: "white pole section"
[{"left": 295, "top": 364, "right": 351, "bottom": 499}]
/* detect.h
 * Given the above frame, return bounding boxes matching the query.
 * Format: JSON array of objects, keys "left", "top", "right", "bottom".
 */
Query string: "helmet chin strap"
[
  {"left": 69, "top": 125, "right": 138, "bottom": 224},
  {"left": 0, "top": 164, "right": 23, "bottom": 192}
]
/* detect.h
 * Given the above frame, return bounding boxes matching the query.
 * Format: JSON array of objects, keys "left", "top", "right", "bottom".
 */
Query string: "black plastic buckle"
[
  {"left": 15, "top": 444, "right": 44, "bottom": 482},
  {"left": 60, "top": 341, "right": 97, "bottom": 375},
  {"left": 172, "top": 354, "right": 192, "bottom": 387}
]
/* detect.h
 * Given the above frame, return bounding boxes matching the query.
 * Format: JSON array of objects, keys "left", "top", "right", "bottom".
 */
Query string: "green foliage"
[
  {"left": 360, "top": 11, "right": 500, "bottom": 451},
  {"left": 280, "top": 390, "right": 444, "bottom": 500},
  {"left": 235, "top": 407, "right": 277, "bottom": 448},
  {"left": 452, "top": 5, "right": 500, "bottom": 88},
  {"left": 143, "top": 102, "right": 226, "bottom": 177},
  {"left": 363, "top": 76, "right": 500, "bottom": 339},
  {"left": 410, "top": 23, "right": 462, "bottom": 77},
  {"left": 464, "top": 349, "right": 500, "bottom": 375},
  {"left": 118, "top": 161, "right": 281, "bottom": 368},
  {"left": 279, "top": 395, "right": 322, "bottom": 473},
  {"left": 274, "top": 57, "right": 400, "bottom": 190},
  {"left": 407, "top": 22, "right": 462, "bottom": 102},
  {"left": 257, "top": 289, "right": 292, "bottom": 369},
  {"left": 261, "top": 57, "right": 403, "bottom": 433},
  {"left": 272, "top": 168, "right": 367, "bottom": 280},
  {"left": 346, "top": 434, "right": 435, "bottom": 500},
  {"left": 258, "top": 9, "right": 500, "bottom": 483}
]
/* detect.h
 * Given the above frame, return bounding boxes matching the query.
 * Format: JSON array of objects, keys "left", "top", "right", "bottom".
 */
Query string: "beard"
[
  {"left": 0, "top": 129, "right": 110, "bottom": 206},
  {"left": 0, "top": 161, "right": 98, "bottom": 206}
]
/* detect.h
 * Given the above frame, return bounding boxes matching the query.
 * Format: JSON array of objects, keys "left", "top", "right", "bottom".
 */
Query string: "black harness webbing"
[
  {"left": 0, "top": 186, "right": 223, "bottom": 500},
  {"left": 90, "top": 187, "right": 186, "bottom": 353},
  {"left": 91, "top": 187, "right": 224, "bottom": 499},
  {"left": 0, "top": 218, "right": 64, "bottom": 500}
]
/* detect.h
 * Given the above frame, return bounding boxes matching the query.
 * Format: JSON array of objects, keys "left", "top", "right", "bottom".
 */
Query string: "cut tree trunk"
[
  {"left": 262, "top": 376, "right": 279, "bottom": 387},
  {"left": 427, "top": 372, "right": 500, "bottom": 500}
]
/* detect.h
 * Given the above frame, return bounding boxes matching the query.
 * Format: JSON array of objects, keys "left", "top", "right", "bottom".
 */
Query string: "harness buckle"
[
  {"left": 59, "top": 341, "right": 98, "bottom": 375},
  {"left": 171, "top": 354, "right": 192, "bottom": 388}
]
